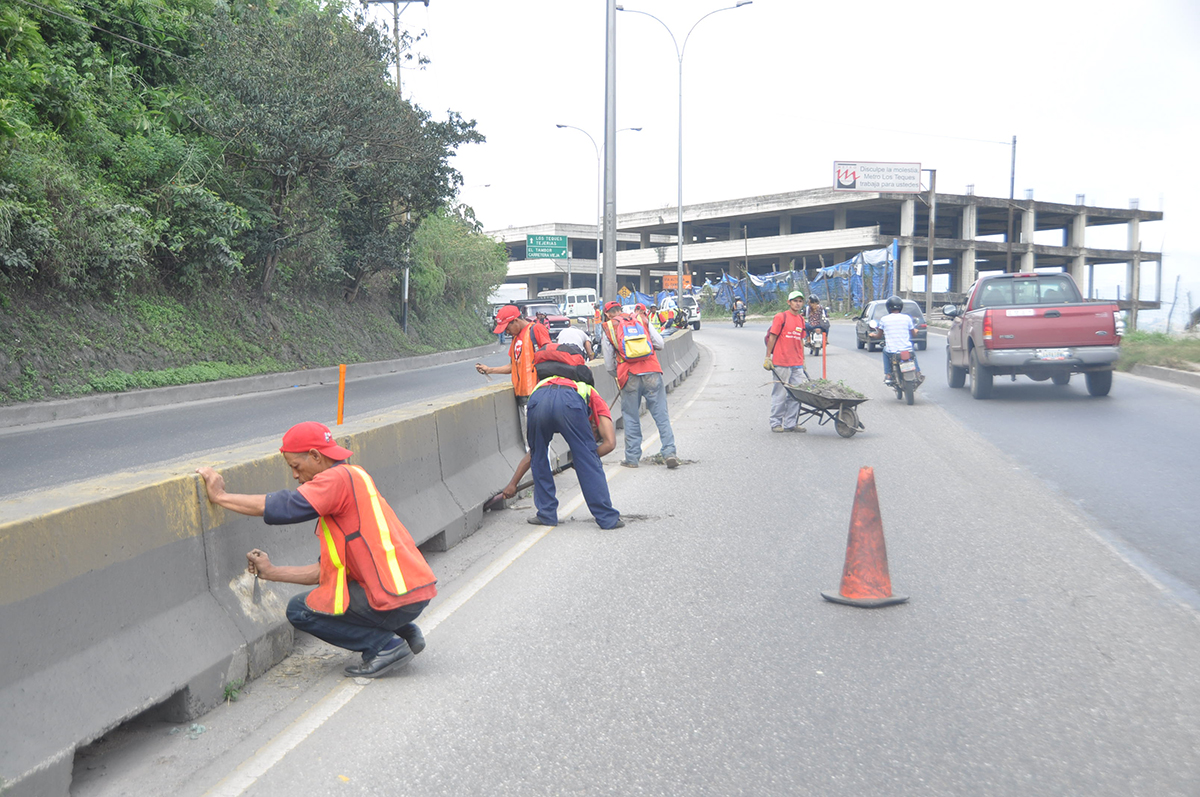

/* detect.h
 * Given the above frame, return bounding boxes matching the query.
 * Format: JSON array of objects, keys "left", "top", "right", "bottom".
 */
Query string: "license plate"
[
  {"left": 899, "top": 360, "right": 917, "bottom": 372},
  {"left": 1035, "top": 348, "right": 1070, "bottom": 360}
]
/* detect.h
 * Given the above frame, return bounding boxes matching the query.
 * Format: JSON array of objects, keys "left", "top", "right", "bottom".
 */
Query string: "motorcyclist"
[
  {"left": 732, "top": 297, "right": 746, "bottom": 322},
  {"left": 872, "top": 296, "right": 921, "bottom": 385},
  {"left": 804, "top": 296, "right": 829, "bottom": 340}
]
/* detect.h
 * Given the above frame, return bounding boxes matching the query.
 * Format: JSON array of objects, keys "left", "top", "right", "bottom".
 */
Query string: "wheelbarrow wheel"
[{"left": 835, "top": 406, "right": 859, "bottom": 438}]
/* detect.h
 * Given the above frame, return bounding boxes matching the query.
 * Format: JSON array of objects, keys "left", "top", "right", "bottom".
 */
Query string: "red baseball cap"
[
  {"left": 603, "top": 300, "right": 622, "bottom": 313},
  {"left": 492, "top": 305, "right": 521, "bottom": 334},
  {"left": 280, "top": 422, "right": 354, "bottom": 460}
]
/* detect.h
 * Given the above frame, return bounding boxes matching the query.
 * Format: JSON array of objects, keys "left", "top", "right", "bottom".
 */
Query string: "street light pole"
[
  {"left": 617, "top": 1, "right": 752, "bottom": 302},
  {"left": 924, "top": 168, "right": 936, "bottom": 314},
  {"left": 557, "top": 125, "right": 642, "bottom": 300}
]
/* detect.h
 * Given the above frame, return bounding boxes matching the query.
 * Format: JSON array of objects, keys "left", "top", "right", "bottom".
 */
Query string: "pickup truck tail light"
[
  {"left": 1114, "top": 311, "right": 1125, "bottom": 337},
  {"left": 982, "top": 310, "right": 993, "bottom": 342}
]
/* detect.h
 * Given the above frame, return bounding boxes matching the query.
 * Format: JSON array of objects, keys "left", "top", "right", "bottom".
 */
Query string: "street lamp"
[
  {"left": 617, "top": 1, "right": 752, "bottom": 303},
  {"left": 556, "top": 124, "right": 642, "bottom": 299}
]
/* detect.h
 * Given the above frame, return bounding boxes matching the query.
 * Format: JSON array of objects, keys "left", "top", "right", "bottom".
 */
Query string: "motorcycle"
[
  {"left": 806, "top": 327, "right": 824, "bottom": 356},
  {"left": 886, "top": 349, "right": 923, "bottom": 405},
  {"left": 732, "top": 307, "right": 746, "bottom": 327}
]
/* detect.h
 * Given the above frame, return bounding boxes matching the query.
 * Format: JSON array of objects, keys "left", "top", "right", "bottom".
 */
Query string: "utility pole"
[
  {"left": 602, "top": 0, "right": 618, "bottom": 302},
  {"left": 925, "top": 169, "right": 936, "bottom": 314},
  {"left": 1005, "top": 135, "right": 1016, "bottom": 272},
  {"left": 363, "top": 0, "right": 429, "bottom": 99}
]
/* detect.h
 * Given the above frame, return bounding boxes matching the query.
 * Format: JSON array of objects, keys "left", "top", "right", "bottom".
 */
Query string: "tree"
[
  {"left": 409, "top": 205, "right": 508, "bottom": 316},
  {"left": 187, "top": 1, "right": 478, "bottom": 297}
]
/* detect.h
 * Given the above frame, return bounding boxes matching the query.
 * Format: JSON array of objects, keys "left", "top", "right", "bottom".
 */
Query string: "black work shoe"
[
  {"left": 665, "top": 455, "right": 680, "bottom": 469},
  {"left": 527, "top": 515, "right": 557, "bottom": 526},
  {"left": 620, "top": 460, "right": 639, "bottom": 469},
  {"left": 603, "top": 520, "right": 626, "bottom": 529},
  {"left": 344, "top": 640, "right": 413, "bottom": 678},
  {"left": 397, "top": 623, "right": 425, "bottom": 655}
]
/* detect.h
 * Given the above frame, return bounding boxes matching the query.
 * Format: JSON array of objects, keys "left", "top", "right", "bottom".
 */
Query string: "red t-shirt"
[
  {"left": 538, "top": 377, "right": 612, "bottom": 422},
  {"left": 298, "top": 466, "right": 437, "bottom": 607},
  {"left": 769, "top": 310, "right": 807, "bottom": 367}
]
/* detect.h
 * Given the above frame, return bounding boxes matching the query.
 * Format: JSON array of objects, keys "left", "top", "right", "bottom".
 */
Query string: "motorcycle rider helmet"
[{"left": 885, "top": 295, "right": 904, "bottom": 313}]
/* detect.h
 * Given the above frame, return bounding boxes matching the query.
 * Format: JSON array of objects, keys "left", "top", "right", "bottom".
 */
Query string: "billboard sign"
[{"left": 834, "top": 161, "right": 923, "bottom": 193}]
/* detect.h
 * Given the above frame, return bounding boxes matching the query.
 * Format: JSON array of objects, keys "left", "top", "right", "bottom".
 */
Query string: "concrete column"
[
  {"left": 1069, "top": 211, "right": 1087, "bottom": 283},
  {"left": 730, "top": 220, "right": 739, "bottom": 241},
  {"left": 639, "top": 264, "right": 651, "bottom": 294},
  {"left": 833, "top": 207, "right": 847, "bottom": 230},
  {"left": 899, "top": 199, "right": 915, "bottom": 292},
  {"left": 779, "top": 215, "right": 792, "bottom": 236},
  {"left": 1127, "top": 216, "right": 1141, "bottom": 316},
  {"left": 640, "top": 231, "right": 651, "bottom": 249},
  {"left": 1020, "top": 205, "right": 1036, "bottom": 272},
  {"left": 959, "top": 201, "right": 977, "bottom": 293}
]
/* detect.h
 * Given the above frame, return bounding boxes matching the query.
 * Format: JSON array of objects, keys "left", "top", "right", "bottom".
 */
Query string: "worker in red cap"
[
  {"left": 196, "top": 422, "right": 437, "bottom": 679},
  {"left": 476, "top": 303, "right": 551, "bottom": 448},
  {"left": 500, "top": 343, "right": 623, "bottom": 529}
]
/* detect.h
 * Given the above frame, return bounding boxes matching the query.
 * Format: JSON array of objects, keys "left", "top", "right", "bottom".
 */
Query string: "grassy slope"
[{"left": 0, "top": 285, "right": 493, "bottom": 404}]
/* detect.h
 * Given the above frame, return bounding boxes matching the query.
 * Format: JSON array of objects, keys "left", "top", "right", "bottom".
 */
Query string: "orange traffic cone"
[{"left": 821, "top": 466, "right": 908, "bottom": 607}]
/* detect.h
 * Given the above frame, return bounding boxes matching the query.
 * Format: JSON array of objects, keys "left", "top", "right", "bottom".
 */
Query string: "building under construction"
[{"left": 491, "top": 186, "right": 1162, "bottom": 309}]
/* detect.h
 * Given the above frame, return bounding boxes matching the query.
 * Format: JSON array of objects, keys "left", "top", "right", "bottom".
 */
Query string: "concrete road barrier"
[{"left": 0, "top": 331, "right": 698, "bottom": 795}]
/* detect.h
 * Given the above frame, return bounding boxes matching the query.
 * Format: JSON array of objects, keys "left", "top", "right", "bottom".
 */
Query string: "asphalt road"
[
  {"left": 0, "top": 348, "right": 514, "bottom": 501},
  {"left": 71, "top": 320, "right": 1200, "bottom": 796},
  {"left": 826, "top": 321, "right": 1200, "bottom": 609}
]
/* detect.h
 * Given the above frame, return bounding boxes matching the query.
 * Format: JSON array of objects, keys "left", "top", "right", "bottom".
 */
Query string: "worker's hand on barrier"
[
  {"left": 762, "top": 356, "right": 774, "bottom": 371},
  {"left": 195, "top": 466, "right": 225, "bottom": 499},
  {"left": 246, "top": 549, "right": 272, "bottom": 578}
]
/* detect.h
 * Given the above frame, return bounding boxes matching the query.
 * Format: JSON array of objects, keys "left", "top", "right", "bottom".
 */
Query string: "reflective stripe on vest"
[
  {"left": 349, "top": 465, "right": 408, "bottom": 595},
  {"left": 318, "top": 517, "right": 348, "bottom": 615},
  {"left": 306, "top": 466, "right": 436, "bottom": 615},
  {"left": 533, "top": 375, "right": 593, "bottom": 402}
]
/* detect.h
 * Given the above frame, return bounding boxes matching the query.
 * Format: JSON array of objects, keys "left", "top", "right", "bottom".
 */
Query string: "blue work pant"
[
  {"left": 287, "top": 582, "right": 428, "bottom": 659},
  {"left": 619, "top": 371, "right": 676, "bottom": 464},
  {"left": 527, "top": 386, "right": 621, "bottom": 528}
]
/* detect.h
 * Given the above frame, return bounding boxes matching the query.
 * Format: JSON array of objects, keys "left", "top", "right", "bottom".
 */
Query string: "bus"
[{"left": 537, "top": 288, "right": 597, "bottom": 322}]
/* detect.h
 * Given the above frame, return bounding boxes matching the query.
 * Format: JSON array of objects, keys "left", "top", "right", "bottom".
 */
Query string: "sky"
[{"left": 369, "top": 0, "right": 1200, "bottom": 329}]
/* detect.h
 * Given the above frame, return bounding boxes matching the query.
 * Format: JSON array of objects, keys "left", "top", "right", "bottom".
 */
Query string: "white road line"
[{"left": 203, "top": 349, "right": 713, "bottom": 796}]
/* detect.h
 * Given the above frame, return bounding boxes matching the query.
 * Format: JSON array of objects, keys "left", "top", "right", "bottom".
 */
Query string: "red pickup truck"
[{"left": 944, "top": 273, "right": 1123, "bottom": 399}]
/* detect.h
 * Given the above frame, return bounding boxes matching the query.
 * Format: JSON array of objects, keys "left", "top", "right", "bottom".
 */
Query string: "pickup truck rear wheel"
[
  {"left": 946, "top": 347, "right": 967, "bottom": 388},
  {"left": 1051, "top": 372, "right": 1071, "bottom": 386},
  {"left": 969, "top": 348, "right": 993, "bottom": 399},
  {"left": 1085, "top": 370, "right": 1113, "bottom": 397}
]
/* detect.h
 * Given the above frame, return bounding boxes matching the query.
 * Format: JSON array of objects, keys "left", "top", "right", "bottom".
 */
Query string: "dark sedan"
[{"left": 855, "top": 299, "right": 928, "bottom": 351}]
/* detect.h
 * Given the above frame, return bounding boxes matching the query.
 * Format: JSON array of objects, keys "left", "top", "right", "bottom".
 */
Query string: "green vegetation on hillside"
[
  {"left": 1116, "top": 331, "right": 1200, "bottom": 372},
  {"left": 0, "top": 0, "right": 507, "bottom": 403}
]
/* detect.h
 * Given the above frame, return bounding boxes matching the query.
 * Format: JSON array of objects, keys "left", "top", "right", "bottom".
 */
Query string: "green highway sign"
[{"left": 526, "top": 234, "right": 568, "bottom": 259}]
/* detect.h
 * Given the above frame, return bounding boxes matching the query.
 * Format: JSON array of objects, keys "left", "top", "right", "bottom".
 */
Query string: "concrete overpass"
[{"left": 490, "top": 186, "right": 1162, "bottom": 307}]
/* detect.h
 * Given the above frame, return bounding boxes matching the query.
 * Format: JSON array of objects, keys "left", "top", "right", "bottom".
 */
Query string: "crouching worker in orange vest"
[
  {"left": 196, "top": 422, "right": 437, "bottom": 679},
  {"left": 501, "top": 343, "right": 623, "bottom": 529}
]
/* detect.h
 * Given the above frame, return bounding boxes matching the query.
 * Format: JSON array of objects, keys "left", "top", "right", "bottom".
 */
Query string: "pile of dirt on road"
[{"left": 797, "top": 379, "right": 865, "bottom": 400}]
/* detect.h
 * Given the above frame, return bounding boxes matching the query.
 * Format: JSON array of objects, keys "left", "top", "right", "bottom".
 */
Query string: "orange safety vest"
[
  {"left": 306, "top": 465, "right": 437, "bottom": 615},
  {"left": 602, "top": 314, "right": 663, "bottom": 389},
  {"left": 509, "top": 323, "right": 540, "bottom": 397}
]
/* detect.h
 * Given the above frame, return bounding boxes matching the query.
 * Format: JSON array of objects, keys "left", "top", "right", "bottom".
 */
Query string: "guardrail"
[{"left": 0, "top": 331, "right": 698, "bottom": 795}]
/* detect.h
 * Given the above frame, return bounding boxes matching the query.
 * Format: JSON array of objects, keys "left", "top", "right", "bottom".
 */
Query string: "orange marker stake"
[
  {"left": 336, "top": 364, "right": 346, "bottom": 425},
  {"left": 822, "top": 331, "right": 827, "bottom": 380}
]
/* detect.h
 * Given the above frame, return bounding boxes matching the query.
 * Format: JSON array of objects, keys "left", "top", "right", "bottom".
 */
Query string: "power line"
[{"left": 15, "top": 0, "right": 192, "bottom": 62}]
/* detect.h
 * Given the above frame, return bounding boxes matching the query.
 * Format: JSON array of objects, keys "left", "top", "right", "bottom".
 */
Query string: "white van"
[{"left": 537, "top": 288, "right": 598, "bottom": 321}]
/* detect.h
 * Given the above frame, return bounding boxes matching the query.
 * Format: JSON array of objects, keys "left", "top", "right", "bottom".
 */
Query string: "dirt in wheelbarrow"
[{"left": 800, "top": 379, "right": 866, "bottom": 400}]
